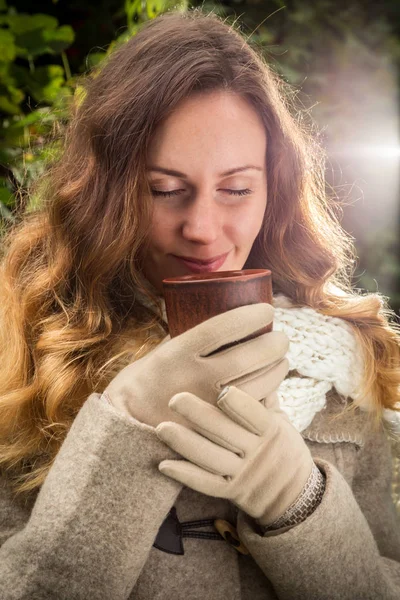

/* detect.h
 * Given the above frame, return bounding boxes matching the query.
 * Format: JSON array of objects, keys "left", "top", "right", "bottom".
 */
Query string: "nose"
[{"left": 181, "top": 195, "right": 221, "bottom": 245}]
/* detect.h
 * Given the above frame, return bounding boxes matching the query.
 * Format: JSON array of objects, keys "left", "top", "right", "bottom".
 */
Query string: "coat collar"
[{"left": 301, "top": 388, "right": 374, "bottom": 448}]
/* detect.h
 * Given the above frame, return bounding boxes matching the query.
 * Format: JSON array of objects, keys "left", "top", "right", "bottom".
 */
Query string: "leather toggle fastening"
[
  {"left": 153, "top": 507, "right": 222, "bottom": 555},
  {"left": 153, "top": 507, "right": 248, "bottom": 555},
  {"left": 153, "top": 506, "right": 185, "bottom": 555},
  {"left": 214, "top": 519, "right": 249, "bottom": 555}
]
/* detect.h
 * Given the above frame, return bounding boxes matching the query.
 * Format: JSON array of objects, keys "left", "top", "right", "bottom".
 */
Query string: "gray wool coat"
[{"left": 0, "top": 388, "right": 400, "bottom": 600}]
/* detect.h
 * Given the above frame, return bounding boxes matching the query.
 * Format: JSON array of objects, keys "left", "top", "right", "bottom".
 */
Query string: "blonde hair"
[{"left": 1, "top": 9, "right": 399, "bottom": 494}]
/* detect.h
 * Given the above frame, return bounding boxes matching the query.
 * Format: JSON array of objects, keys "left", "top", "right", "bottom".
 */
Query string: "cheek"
[
  {"left": 227, "top": 203, "right": 266, "bottom": 245},
  {"left": 149, "top": 208, "right": 177, "bottom": 249}
]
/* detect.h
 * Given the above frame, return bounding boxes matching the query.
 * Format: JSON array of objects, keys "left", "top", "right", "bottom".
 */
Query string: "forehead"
[{"left": 147, "top": 91, "right": 267, "bottom": 173}]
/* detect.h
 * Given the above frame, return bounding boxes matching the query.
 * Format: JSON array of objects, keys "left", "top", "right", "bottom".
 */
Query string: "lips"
[
  {"left": 176, "top": 252, "right": 229, "bottom": 265},
  {"left": 172, "top": 251, "right": 230, "bottom": 273}
]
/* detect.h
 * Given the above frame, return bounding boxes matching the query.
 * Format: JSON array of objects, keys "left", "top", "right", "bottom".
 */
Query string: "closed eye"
[
  {"left": 151, "top": 189, "right": 253, "bottom": 198},
  {"left": 151, "top": 189, "right": 183, "bottom": 198},
  {"left": 220, "top": 189, "right": 252, "bottom": 196}
]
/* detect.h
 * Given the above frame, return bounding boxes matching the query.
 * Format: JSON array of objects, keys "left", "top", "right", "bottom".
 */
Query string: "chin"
[{"left": 223, "top": 261, "right": 246, "bottom": 272}]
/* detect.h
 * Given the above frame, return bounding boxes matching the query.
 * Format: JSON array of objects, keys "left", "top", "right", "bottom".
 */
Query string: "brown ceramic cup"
[{"left": 162, "top": 269, "right": 273, "bottom": 344}]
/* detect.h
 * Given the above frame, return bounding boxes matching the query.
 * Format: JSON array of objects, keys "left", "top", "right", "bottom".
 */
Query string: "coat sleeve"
[
  {"left": 0, "top": 393, "right": 182, "bottom": 600},
  {"left": 237, "top": 424, "right": 400, "bottom": 600}
]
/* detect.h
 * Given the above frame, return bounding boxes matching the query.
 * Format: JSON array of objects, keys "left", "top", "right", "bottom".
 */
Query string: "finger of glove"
[
  {"left": 227, "top": 357, "right": 289, "bottom": 402},
  {"left": 262, "top": 389, "right": 281, "bottom": 411},
  {"left": 176, "top": 303, "right": 274, "bottom": 356},
  {"left": 159, "top": 459, "right": 229, "bottom": 498},
  {"left": 217, "top": 386, "right": 271, "bottom": 435},
  {"left": 156, "top": 421, "right": 242, "bottom": 477},
  {"left": 168, "top": 392, "right": 259, "bottom": 456},
  {"left": 210, "top": 331, "right": 289, "bottom": 392},
  {"left": 260, "top": 391, "right": 292, "bottom": 424}
]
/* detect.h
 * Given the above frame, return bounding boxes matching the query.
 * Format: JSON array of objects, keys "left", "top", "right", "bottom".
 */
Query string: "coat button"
[{"left": 214, "top": 519, "right": 249, "bottom": 555}]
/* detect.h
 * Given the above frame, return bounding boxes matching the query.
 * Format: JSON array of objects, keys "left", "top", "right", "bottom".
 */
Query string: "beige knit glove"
[
  {"left": 104, "top": 304, "right": 289, "bottom": 428},
  {"left": 156, "top": 386, "right": 315, "bottom": 526}
]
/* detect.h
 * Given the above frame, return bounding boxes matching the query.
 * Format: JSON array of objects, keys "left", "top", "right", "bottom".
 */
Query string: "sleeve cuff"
[{"left": 259, "top": 463, "right": 326, "bottom": 534}]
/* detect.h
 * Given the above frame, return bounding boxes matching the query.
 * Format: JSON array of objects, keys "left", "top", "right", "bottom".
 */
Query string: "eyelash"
[{"left": 151, "top": 189, "right": 252, "bottom": 198}]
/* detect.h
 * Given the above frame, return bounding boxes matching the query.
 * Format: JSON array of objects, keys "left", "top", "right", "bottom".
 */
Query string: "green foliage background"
[{"left": 1, "top": 0, "right": 399, "bottom": 312}]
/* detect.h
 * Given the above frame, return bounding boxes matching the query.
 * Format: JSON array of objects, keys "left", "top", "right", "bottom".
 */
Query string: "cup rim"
[{"left": 162, "top": 268, "right": 271, "bottom": 285}]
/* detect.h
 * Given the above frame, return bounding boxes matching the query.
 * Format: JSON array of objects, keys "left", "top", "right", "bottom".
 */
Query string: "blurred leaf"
[
  {"left": 147, "top": 0, "right": 164, "bottom": 19},
  {"left": 85, "top": 51, "right": 106, "bottom": 68},
  {"left": 0, "top": 0, "right": 7, "bottom": 12},
  {"left": 14, "top": 31, "right": 55, "bottom": 59},
  {"left": 7, "top": 13, "right": 58, "bottom": 34},
  {"left": 0, "top": 81, "right": 24, "bottom": 114},
  {"left": 0, "top": 179, "right": 14, "bottom": 208},
  {"left": 0, "top": 28, "right": 16, "bottom": 62},
  {"left": 0, "top": 145, "right": 20, "bottom": 165},
  {"left": 125, "top": 0, "right": 142, "bottom": 28},
  {"left": 0, "top": 109, "right": 56, "bottom": 149},
  {"left": 43, "top": 25, "right": 75, "bottom": 54},
  {"left": 0, "top": 120, "right": 25, "bottom": 146},
  {"left": 6, "top": 14, "right": 74, "bottom": 58},
  {"left": 14, "top": 64, "right": 66, "bottom": 104},
  {"left": 8, "top": 107, "right": 52, "bottom": 129}
]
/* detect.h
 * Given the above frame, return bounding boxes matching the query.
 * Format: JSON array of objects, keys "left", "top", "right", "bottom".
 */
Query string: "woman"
[{"left": 0, "top": 9, "right": 399, "bottom": 600}]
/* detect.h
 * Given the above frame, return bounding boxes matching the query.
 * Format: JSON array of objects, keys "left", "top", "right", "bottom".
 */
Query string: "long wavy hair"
[{"left": 1, "top": 9, "right": 399, "bottom": 494}]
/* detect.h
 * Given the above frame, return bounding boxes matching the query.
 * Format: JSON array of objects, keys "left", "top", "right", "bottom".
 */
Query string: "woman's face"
[{"left": 143, "top": 91, "right": 268, "bottom": 292}]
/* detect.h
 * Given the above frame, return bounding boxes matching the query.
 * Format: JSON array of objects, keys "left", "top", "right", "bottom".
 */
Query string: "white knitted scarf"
[{"left": 272, "top": 294, "right": 399, "bottom": 435}]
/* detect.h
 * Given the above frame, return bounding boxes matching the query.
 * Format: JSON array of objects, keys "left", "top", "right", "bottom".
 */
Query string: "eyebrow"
[{"left": 146, "top": 165, "right": 263, "bottom": 178}]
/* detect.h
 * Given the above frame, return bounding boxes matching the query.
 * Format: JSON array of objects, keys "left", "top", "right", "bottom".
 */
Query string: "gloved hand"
[
  {"left": 156, "top": 386, "right": 315, "bottom": 526},
  {"left": 104, "top": 303, "right": 289, "bottom": 428}
]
